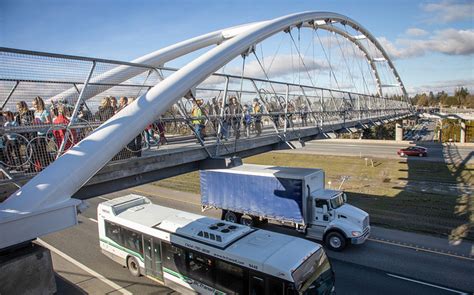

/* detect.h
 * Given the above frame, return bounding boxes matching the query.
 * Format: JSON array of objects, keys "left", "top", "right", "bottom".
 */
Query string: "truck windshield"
[
  {"left": 330, "top": 194, "right": 344, "bottom": 209},
  {"left": 292, "top": 250, "right": 334, "bottom": 295}
]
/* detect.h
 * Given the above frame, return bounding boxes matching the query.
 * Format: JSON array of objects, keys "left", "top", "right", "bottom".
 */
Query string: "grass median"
[{"left": 154, "top": 152, "right": 473, "bottom": 241}]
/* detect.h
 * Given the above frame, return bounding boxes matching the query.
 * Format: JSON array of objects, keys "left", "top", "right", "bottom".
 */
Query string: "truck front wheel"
[
  {"left": 223, "top": 211, "right": 241, "bottom": 224},
  {"left": 324, "top": 231, "right": 347, "bottom": 251}
]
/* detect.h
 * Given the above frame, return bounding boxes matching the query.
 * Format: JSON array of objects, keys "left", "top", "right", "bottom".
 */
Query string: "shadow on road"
[
  {"left": 347, "top": 142, "right": 473, "bottom": 243},
  {"left": 442, "top": 144, "right": 473, "bottom": 244}
]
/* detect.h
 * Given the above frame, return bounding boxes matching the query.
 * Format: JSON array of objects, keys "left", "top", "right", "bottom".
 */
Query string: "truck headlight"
[{"left": 351, "top": 231, "right": 361, "bottom": 237}]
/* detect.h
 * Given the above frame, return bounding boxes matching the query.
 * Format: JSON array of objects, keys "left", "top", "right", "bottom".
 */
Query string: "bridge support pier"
[
  {"left": 0, "top": 242, "right": 56, "bottom": 294},
  {"left": 395, "top": 120, "right": 403, "bottom": 141},
  {"left": 460, "top": 120, "right": 466, "bottom": 143}
]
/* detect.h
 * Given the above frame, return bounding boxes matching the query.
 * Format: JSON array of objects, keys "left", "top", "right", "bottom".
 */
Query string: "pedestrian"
[
  {"left": 229, "top": 96, "right": 242, "bottom": 139},
  {"left": 243, "top": 105, "right": 252, "bottom": 138},
  {"left": 52, "top": 105, "right": 77, "bottom": 151},
  {"left": 252, "top": 98, "right": 263, "bottom": 136},
  {"left": 209, "top": 97, "right": 220, "bottom": 135},
  {"left": 95, "top": 97, "right": 115, "bottom": 121},
  {"left": 300, "top": 103, "right": 308, "bottom": 127},
  {"left": 191, "top": 99, "right": 205, "bottom": 141},
  {"left": 110, "top": 96, "right": 118, "bottom": 113},
  {"left": 32, "top": 96, "right": 54, "bottom": 171},
  {"left": 116, "top": 96, "right": 128, "bottom": 113}
]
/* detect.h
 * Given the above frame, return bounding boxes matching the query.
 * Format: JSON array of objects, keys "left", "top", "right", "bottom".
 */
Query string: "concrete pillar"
[
  {"left": 395, "top": 121, "right": 403, "bottom": 141},
  {"left": 460, "top": 120, "right": 466, "bottom": 143},
  {"left": 0, "top": 243, "right": 56, "bottom": 294}
]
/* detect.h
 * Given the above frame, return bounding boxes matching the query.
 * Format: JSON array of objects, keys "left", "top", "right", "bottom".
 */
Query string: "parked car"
[{"left": 397, "top": 146, "right": 427, "bottom": 157}]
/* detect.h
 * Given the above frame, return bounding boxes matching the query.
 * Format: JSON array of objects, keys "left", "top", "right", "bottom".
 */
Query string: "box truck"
[{"left": 200, "top": 164, "right": 370, "bottom": 251}]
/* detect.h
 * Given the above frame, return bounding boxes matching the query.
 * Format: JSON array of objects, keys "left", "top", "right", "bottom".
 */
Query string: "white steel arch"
[{"left": 0, "top": 11, "right": 410, "bottom": 249}]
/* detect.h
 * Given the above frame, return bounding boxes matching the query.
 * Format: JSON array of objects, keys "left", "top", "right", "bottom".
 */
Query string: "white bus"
[{"left": 98, "top": 194, "right": 335, "bottom": 294}]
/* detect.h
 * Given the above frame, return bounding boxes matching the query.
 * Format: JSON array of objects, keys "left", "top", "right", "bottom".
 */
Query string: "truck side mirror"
[{"left": 322, "top": 205, "right": 328, "bottom": 214}]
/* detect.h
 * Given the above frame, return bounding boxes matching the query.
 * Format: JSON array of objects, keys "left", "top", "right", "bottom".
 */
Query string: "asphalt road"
[
  {"left": 41, "top": 186, "right": 474, "bottom": 295},
  {"left": 277, "top": 139, "right": 473, "bottom": 164}
]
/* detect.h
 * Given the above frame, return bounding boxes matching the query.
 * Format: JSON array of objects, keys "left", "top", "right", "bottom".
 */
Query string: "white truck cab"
[{"left": 306, "top": 189, "right": 370, "bottom": 251}]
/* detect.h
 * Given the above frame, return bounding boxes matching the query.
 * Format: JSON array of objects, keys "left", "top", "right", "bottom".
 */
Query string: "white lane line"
[
  {"left": 98, "top": 196, "right": 111, "bottom": 201},
  {"left": 368, "top": 238, "right": 474, "bottom": 261},
  {"left": 37, "top": 239, "right": 133, "bottom": 295},
  {"left": 88, "top": 217, "right": 98, "bottom": 223},
  {"left": 386, "top": 273, "right": 468, "bottom": 294}
]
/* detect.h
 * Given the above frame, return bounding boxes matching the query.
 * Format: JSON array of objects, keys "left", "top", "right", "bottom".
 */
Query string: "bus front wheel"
[{"left": 127, "top": 256, "right": 141, "bottom": 277}]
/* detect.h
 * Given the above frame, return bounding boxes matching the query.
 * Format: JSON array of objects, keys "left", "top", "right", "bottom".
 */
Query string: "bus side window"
[
  {"left": 187, "top": 251, "right": 214, "bottom": 287},
  {"left": 105, "top": 221, "right": 122, "bottom": 245},
  {"left": 121, "top": 228, "right": 143, "bottom": 257},
  {"left": 249, "top": 275, "right": 264, "bottom": 295},
  {"left": 215, "top": 260, "right": 244, "bottom": 294},
  {"left": 162, "top": 243, "right": 186, "bottom": 273},
  {"left": 267, "top": 277, "right": 284, "bottom": 295}
]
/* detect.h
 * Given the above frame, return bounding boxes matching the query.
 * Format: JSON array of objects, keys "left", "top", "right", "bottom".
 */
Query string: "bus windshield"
[{"left": 292, "top": 250, "right": 334, "bottom": 295}]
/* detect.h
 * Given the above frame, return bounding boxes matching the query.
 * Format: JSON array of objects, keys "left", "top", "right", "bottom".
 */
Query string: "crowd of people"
[
  {"left": 0, "top": 95, "right": 167, "bottom": 172},
  {"left": 190, "top": 95, "right": 310, "bottom": 141},
  {"left": 0, "top": 93, "right": 311, "bottom": 173}
]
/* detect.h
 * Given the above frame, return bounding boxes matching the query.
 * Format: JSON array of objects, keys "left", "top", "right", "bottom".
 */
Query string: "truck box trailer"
[{"left": 200, "top": 164, "right": 370, "bottom": 251}]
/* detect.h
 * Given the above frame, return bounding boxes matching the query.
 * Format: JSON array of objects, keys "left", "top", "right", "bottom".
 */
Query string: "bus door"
[{"left": 143, "top": 236, "right": 164, "bottom": 281}]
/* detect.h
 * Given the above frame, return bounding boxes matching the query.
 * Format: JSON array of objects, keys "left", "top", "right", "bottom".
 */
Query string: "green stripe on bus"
[
  {"left": 162, "top": 268, "right": 226, "bottom": 295},
  {"left": 102, "top": 239, "right": 226, "bottom": 295},
  {"left": 163, "top": 267, "right": 188, "bottom": 280},
  {"left": 100, "top": 238, "right": 144, "bottom": 262}
]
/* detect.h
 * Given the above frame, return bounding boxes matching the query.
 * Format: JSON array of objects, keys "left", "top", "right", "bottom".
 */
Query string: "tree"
[{"left": 416, "top": 94, "right": 429, "bottom": 106}]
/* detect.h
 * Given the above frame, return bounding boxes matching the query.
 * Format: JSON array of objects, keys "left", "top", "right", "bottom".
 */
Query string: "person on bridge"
[
  {"left": 52, "top": 105, "right": 77, "bottom": 152},
  {"left": 252, "top": 98, "right": 263, "bottom": 136},
  {"left": 209, "top": 97, "right": 220, "bottom": 136},
  {"left": 32, "top": 96, "right": 54, "bottom": 171},
  {"left": 220, "top": 99, "right": 230, "bottom": 140},
  {"left": 95, "top": 97, "right": 115, "bottom": 121},
  {"left": 243, "top": 104, "right": 252, "bottom": 138},
  {"left": 116, "top": 96, "right": 128, "bottom": 113},
  {"left": 110, "top": 96, "right": 118, "bottom": 113},
  {"left": 229, "top": 96, "right": 242, "bottom": 139},
  {"left": 300, "top": 103, "right": 308, "bottom": 127},
  {"left": 191, "top": 99, "right": 205, "bottom": 141}
]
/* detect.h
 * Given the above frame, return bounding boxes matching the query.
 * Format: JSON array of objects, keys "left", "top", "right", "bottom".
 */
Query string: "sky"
[{"left": 1, "top": 0, "right": 473, "bottom": 96}]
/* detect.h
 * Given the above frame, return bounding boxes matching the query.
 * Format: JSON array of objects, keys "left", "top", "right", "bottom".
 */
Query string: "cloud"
[
  {"left": 405, "top": 28, "right": 428, "bottom": 37},
  {"left": 407, "top": 79, "right": 474, "bottom": 95},
  {"left": 239, "top": 54, "right": 330, "bottom": 79},
  {"left": 378, "top": 29, "right": 474, "bottom": 59},
  {"left": 422, "top": 0, "right": 474, "bottom": 23}
]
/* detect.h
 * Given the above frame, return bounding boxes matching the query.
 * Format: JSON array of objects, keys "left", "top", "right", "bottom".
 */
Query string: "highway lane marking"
[
  {"left": 98, "top": 196, "right": 111, "bottom": 201},
  {"left": 368, "top": 238, "right": 474, "bottom": 261},
  {"left": 37, "top": 239, "right": 133, "bottom": 295},
  {"left": 386, "top": 273, "right": 468, "bottom": 294},
  {"left": 88, "top": 217, "right": 98, "bottom": 223}
]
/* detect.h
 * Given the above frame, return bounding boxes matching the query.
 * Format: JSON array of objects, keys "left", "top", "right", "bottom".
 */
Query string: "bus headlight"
[{"left": 351, "top": 231, "right": 361, "bottom": 237}]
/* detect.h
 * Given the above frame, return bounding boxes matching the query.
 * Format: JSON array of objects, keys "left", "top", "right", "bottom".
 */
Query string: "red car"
[{"left": 397, "top": 146, "right": 427, "bottom": 157}]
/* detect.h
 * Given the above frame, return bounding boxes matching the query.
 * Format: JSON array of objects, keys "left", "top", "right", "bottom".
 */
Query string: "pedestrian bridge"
[{"left": 0, "top": 11, "right": 412, "bottom": 249}]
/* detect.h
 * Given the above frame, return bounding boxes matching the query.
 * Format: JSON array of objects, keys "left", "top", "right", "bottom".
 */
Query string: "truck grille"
[{"left": 363, "top": 216, "right": 369, "bottom": 229}]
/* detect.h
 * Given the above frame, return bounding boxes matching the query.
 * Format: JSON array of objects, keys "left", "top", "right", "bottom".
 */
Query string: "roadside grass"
[{"left": 154, "top": 152, "right": 473, "bottom": 240}]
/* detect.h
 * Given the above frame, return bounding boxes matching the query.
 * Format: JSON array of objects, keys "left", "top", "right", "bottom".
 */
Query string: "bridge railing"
[{"left": 0, "top": 47, "right": 411, "bottom": 182}]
